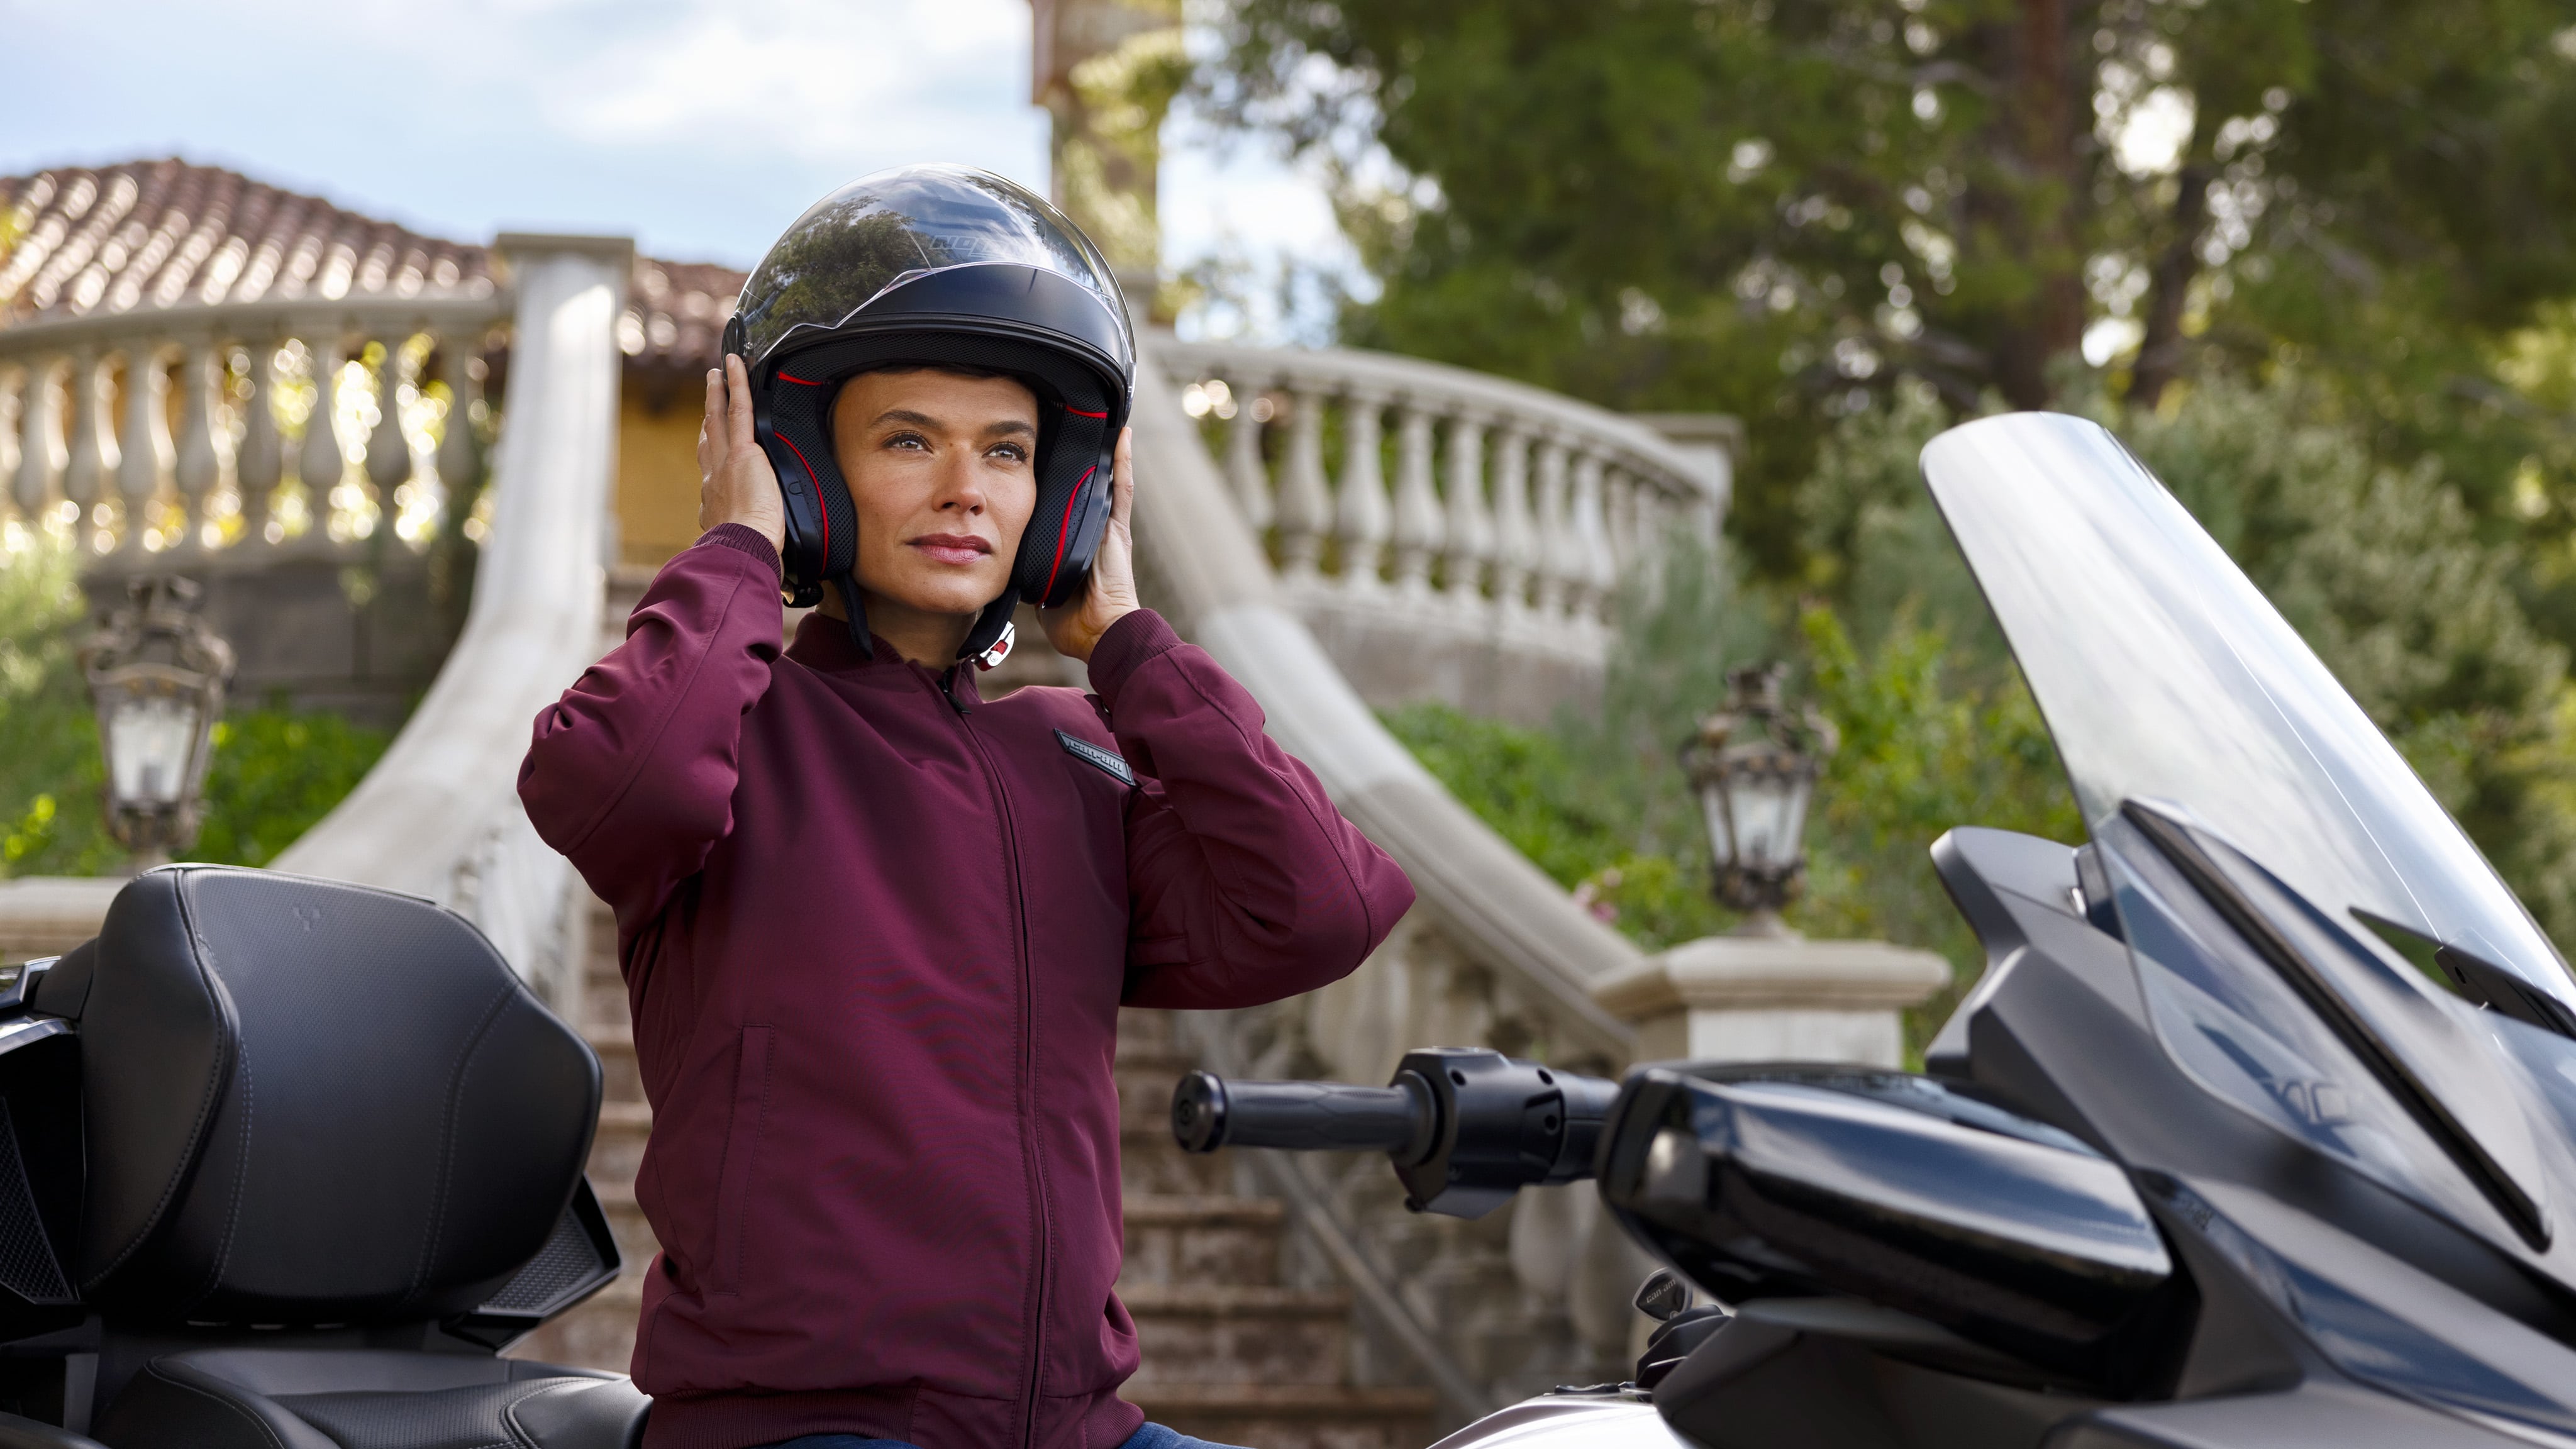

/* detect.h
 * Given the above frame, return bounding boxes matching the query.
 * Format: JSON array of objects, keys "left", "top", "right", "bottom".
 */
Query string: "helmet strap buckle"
[{"left": 972, "top": 618, "right": 1016, "bottom": 672}]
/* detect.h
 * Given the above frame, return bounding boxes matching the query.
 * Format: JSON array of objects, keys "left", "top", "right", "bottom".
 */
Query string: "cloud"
[{"left": 540, "top": 0, "right": 1033, "bottom": 161}]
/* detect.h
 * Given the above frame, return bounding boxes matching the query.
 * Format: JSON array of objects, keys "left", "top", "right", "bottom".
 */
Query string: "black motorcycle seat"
[{"left": 92, "top": 1349, "right": 647, "bottom": 1449}]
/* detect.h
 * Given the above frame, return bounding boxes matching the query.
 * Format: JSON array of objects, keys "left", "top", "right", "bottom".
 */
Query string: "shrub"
[{"left": 0, "top": 533, "right": 392, "bottom": 877}]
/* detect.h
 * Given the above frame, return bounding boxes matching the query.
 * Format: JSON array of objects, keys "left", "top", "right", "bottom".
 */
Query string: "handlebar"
[
  {"left": 1171, "top": 1047, "right": 1621, "bottom": 1219},
  {"left": 1170, "top": 1074, "right": 1435, "bottom": 1157}
]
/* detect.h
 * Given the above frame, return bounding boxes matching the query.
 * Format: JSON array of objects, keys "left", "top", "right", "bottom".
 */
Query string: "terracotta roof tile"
[{"left": 0, "top": 158, "right": 747, "bottom": 391}]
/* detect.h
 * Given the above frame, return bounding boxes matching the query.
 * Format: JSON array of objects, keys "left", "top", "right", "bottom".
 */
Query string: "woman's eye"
[
  {"left": 885, "top": 433, "right": 926, "bottom": 451},
  {"left": 990, "top": 443, "right": 1028, "bottom": 464}
]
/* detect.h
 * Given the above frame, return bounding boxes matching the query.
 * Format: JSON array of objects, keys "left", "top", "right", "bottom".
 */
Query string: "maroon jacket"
[{"left": 517, "top": 525, "right": 1413, "bottom": 1449}]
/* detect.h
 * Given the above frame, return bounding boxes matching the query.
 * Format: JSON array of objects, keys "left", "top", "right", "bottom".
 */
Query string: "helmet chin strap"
[
  {"left": 834, "top": 574, "right": 873, "bottom": 659},
  {"left": 832, "top": 579, "right": 1015, "bottom": 669}
]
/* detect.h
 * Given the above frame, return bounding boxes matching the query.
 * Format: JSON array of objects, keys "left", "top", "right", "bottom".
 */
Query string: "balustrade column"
[
  {"left": 237, "top": 338, "right": 284, "bottom": 548},
  {"left": 1531, "top": 437, "right": 1574, "bottom": 625},
  {"left": 1604, "top": 469, "right": 1637, "bottom": 582},
  {"left": 1222, "top": 374, "right": 1272, "bottom": 531},
  {"left": 1441, "top": 416, "right": 1492, "bottom": 611},
  {"left": 1569, "top": 452, "right": 1615, "bottom": 625},
  {"left": 60, "top": 349, "right": 109, "bottom": 549},
  {"left": 1274, "top": 387, "right": 1331, "bottom": 584},
  {"left": 12, "top": 360, "right": 57, "bottom": 526},
  {"left": 1389, "top": 401, "right": 1444, "bottom": 596},
  {"left": 436, "top": 338, "right": 484, "bottom": 516},
  {"left": 1487, "top": 427, "right": 1536, "bottom": 623},
  {"left": 172, "top": 339, "right": 223, "bottom": 556},
  {"left": 116, "top": 345, "right": 174, "bottom": 555},
  {"left": 1335, "top": 389, "right": 1391, "bottom": 591},
  {"left": 297, "top": 331, "right": 347, "bottom": 549},
  {"left": 365, "top": 330, "right": 419, "bottom": 543}
]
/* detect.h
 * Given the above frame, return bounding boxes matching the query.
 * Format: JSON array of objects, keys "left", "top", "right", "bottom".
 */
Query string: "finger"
[
  {"left": 1108, "top": 427, "right": 1135, "bottom": 528},
  {"left": 725, "top": 355, "right": 757, "bottom": 452},
  {"left": 698, "top": 369, "right": 722, "bottom": 473}
]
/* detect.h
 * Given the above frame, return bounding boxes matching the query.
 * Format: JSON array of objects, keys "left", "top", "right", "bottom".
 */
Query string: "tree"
[{"left": 1201, "top": 0, "right": 2576, "bottom": 572}]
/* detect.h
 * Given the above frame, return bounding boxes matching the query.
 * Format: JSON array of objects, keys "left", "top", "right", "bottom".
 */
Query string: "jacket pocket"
[{"left": 711, "top": 1024, "right": 772, "bottom": 1296}]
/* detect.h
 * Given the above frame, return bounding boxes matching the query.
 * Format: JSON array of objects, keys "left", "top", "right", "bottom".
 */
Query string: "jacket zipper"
[{"left": 933, "top": 665, "right": 1053, "bottom": 1448}]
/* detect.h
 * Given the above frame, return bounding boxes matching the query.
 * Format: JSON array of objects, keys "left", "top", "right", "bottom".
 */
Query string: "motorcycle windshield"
[
  {"left": 1921, "top": 413, "right": 2576, "bottom": 1259},
  {"left": 1918, "top": 412, "right": 2574, "bottom": 1021}
]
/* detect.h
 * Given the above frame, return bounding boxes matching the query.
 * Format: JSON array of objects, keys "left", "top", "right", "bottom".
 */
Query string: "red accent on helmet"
[
  {"left": 1041, "top": 465, "right": 1096, "bottom": 599},
  {"left": 1062, "top": 407, "right": 1108, "bottom": 418},
  {"left": 774, "top": 431, "right": 828, "bottom": 561},
  {"left": 779, "top": 372, "right": 825, "bottom": 386}
]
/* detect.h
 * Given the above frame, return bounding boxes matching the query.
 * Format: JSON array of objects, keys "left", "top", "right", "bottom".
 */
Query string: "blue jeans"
[{"left": 761, "top": 1426, "right": 1246, "bottom": 1449}]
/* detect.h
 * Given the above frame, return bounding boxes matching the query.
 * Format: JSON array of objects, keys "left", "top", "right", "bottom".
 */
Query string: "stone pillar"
[
  {"left": 1589, "top": 931, "right": 1950, "bottom": 1069},
  {"left": 1029, "top": 0, "right": 1184, "bottom": 299}
]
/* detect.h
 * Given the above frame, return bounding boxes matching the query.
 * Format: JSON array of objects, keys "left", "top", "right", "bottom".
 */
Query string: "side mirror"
[{"left": 1598, "top": 1065, "right": 2179, "bottom": 1393}]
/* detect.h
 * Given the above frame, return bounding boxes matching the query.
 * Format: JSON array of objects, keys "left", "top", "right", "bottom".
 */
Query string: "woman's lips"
[{"left": 908, "top": 533, "right": 993, "bottom": 567}]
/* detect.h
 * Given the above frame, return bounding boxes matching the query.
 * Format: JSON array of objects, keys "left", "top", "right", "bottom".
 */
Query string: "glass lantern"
[
  {"left": 1682, "top": 663, "right": 1839, "bottom": 931},
  {"left": 82, "top": 577, "right": 235, "bottom": 870}
]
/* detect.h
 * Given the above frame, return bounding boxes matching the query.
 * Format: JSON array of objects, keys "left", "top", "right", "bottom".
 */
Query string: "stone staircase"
[{"left": 514, "top": 896, "right": 1440, "bottom": 1449}]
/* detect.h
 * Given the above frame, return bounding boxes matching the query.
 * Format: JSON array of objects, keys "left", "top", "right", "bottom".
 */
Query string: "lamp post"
[
  {"left": 81, "top": 577, "right": 235, "bottom": 871},
  {"left": 1681, "top": 662, "right": 1838, "bottom": 938}
]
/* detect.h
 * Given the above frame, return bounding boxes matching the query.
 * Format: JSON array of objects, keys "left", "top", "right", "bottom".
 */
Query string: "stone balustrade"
[
  {"left": 1158, "top": 338, "right": 1728, "bottom": 723},
  {"left": 0, "top": 292, "right": 506, "bottom": 575},
  {"left": 0, "top": 239, "right": 624, "bottom": 1009}
]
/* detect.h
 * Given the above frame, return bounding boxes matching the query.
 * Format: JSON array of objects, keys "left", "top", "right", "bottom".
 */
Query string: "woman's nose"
[{"left": 935, "top": 455, "right": 987, "bottom": 513}]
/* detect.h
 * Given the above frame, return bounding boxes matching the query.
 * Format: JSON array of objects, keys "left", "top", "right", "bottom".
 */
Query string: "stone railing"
[
  {"left": 1157, "top": 339, "right": 1726, "bottom": 723},
  {"left": 0, "top": 291, "right": 506, "bottom": 572},
  {"left": 1130, "top": 328, "right": 1657, "bottom": 1418},
  {"left": 0, "top": 237, "right": 628, "bottom": 1009},
  {"left": 273, "top": 238, "right": 629, "bottom": 1009}
]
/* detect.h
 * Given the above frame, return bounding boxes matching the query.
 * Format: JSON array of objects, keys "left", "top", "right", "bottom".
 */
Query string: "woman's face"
[{"left": 830, "top": 367, "right": 1040, "bottom": 619}]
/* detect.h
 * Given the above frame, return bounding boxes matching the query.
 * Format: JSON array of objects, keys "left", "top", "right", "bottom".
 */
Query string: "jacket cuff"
[
  {"left": 1087, "top": 609, "right": 1182, "bottom": 707},
  {"left": 698, "top": 523, "right": 782, "bottom": 582}
]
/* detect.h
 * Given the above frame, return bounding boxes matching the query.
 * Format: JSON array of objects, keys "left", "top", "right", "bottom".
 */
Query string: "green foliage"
[
  {"left": 1385, "top": 535, "right": 2082, "bottom": 1055},
  {"left": 0, "top": 533, "right": 391, "bottom": 877},
  {"left": 1204, "top": 0, "right": 2576, "bottom": 588},
  {"left": 0, "top": 535, "right": 118, "bottom": 876},
  {"left": 1797, "top": 605, "right": 2082, "bottom": 1043},
  {"left": 183, "top": 709, "right": 390, "bottom": 869}
]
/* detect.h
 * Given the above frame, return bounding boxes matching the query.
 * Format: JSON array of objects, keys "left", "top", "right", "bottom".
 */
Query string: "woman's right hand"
[{"left": 697, "top": 354, "right": 787, "bottom": 553}]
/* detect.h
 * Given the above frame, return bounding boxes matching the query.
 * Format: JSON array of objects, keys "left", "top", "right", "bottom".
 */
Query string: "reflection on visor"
[{"left": 734, "top": 164, "right": 1130, "bottom": 369}]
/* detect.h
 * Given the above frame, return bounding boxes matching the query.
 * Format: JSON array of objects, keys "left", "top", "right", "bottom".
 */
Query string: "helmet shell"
[{"left": 727, "top": 166, "right": 1135, "bottom": 640}]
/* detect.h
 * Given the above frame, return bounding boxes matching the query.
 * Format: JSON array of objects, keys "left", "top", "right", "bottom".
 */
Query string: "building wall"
[{"left": 616, "top": 396, "right": 707, "bottom": 567}]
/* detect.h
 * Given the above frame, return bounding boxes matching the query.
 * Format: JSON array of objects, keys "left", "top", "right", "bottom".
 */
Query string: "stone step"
[
  {"left": 1121, "top": 1127, "right": 1235, "bottom": 1197},
  {"left": 1114, "top": 1008, "right": 1185, "bottom": 1061},
  {"left": 1117, "top": 1196, "right": 1283, "bottom": 1289},
  {"left": 594, "top": 1180, "right": 665, "bottom": 1269},
  {"left": 590, "top": 1024, "right": 644, "bottom": 1106},
  {"left": 1115, "top": 1062, "right": 1193, "bottom": 1138},
  {"left": 588, "top": 1101, "right": 652, "bottom": 1189},
  {"left": 1119, "top": 1283, "right": 1352, "bottom": 1387},
  {"left": 1123, "top": 1384, "right": 1441, "bottom": 1449}
]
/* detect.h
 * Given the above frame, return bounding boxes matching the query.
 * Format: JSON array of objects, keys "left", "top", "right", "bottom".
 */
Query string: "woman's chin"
[{"left": 877, "top": 572, "right": 1009, "bottom": 619}]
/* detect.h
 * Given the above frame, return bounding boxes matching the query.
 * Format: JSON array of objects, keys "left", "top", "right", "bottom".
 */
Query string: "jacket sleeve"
[
  {"left": 1095, "top": 611, "right": 1416, "bottom": 1009},
  {"left": 518, "top": 525, "right": 786, "bottom": 936}
]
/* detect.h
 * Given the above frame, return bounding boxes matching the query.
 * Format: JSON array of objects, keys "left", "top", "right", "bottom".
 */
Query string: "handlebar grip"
[{"left": 1172, "top": 1070, "right": 1434, "bottom": 1157}]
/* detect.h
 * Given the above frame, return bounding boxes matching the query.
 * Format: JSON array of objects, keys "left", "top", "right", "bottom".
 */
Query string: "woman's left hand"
[{"left": 1041, "top": 426, "right": 1140, "bottom": 662}]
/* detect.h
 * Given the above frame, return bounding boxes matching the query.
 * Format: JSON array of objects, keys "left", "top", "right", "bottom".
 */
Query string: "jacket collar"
[{"left": 787, "top": 611, "right": 985, "bottom": 708}]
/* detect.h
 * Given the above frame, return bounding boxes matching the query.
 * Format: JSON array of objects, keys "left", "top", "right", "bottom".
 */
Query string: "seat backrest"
[{"left": 68, "top": 866, "right": 601, "bottom": 1324}]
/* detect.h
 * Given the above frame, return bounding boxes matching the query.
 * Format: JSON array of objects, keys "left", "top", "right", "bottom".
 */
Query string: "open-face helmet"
[{"left": 722, "top": 164, "right": 1135, "bottom": 664}]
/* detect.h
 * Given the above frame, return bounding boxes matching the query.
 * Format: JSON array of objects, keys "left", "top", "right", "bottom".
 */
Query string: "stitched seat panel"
[{"left": 278, "top": 1379, "right": 582, "bottom": 1449}]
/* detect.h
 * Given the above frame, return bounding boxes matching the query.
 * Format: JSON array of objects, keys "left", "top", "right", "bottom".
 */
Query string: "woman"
[{"left": 517, "top": 167, "right": 1413, "bottom": 1449}]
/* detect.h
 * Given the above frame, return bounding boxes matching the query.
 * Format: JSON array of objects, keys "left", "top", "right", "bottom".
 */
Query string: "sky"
[{"left": 0, "top": 0, "right": 1351, "bottom": 335}]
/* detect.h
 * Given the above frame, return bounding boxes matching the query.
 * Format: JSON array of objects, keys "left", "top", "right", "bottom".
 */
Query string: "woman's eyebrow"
[{"left": 868, "top": 409, "right": 1036, "bottom": 441}]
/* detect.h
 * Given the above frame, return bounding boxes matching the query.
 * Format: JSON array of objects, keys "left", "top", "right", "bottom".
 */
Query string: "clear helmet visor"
[{"left": 734, "top": 164, "right": 1131, "bottom": 369}]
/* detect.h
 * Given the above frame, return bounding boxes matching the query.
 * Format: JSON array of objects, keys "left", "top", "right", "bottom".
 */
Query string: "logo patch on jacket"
[{"left": 1055, "top": 729, "right": 1135, "bottom": 786}]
